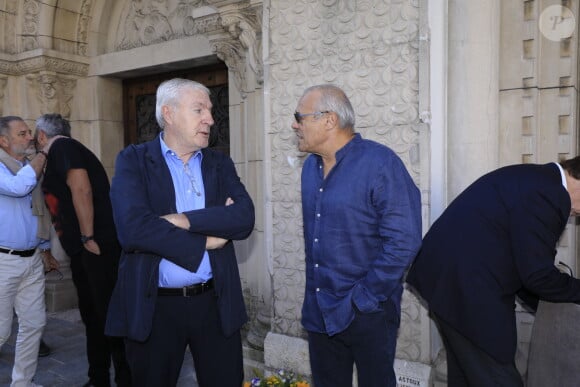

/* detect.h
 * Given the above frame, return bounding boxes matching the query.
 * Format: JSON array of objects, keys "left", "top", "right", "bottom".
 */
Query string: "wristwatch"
[{"left": 80, "top": 235, "right": 94, "bottom": 244}]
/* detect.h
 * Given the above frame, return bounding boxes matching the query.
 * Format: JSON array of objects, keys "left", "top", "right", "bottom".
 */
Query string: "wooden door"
[{"left": 123, "top": 63, "right": 229, "bottom": 155}]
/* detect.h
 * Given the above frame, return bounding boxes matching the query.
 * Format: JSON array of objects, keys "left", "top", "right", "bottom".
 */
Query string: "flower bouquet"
[{"left": 243, "top": 369, "right": 310, "bottom": 387}]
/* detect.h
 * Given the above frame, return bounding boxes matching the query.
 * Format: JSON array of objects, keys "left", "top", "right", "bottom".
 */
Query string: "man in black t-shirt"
[{"left": 35, "top": 114, "right": 131, "bottom": 387}]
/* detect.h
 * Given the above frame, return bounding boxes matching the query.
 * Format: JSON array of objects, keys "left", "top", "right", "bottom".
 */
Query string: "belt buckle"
[{"left": 182, "top": 286, "right": 189, "bottom": 297}]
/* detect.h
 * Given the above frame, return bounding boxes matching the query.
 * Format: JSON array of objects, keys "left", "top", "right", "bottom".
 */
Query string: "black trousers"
[
  {"left": 70, "top": 242, "right": 131, "bottom": 387},
  {"left": 433, "top": 313, "right": 523, "bottom": 387},
  {"left": 308, "top": 301, "right": 400, "bottom": 387},
  {"left": 124, "top": 289, "right": 243, "bottom": 387}
]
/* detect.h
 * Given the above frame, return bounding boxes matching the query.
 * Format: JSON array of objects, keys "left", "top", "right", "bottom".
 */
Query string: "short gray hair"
[
  {"left": 35, "top": 114, "right": 71, "bottom": 138},
  {"left": 155, "top": 78, "right": 211, "bottom": 129},
  {"left": 0, "top": 116, "right": 24, "bottom": 137},
  {"left": 302, "top": 84, "right": 356, "bottom": 131}
]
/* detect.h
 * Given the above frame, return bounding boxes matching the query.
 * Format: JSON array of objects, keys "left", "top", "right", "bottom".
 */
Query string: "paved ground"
[{"left": 0, "top": 309, "right": 198, "bottom": 387}]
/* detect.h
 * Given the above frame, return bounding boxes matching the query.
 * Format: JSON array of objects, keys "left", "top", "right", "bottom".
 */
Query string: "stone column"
[{"left": 447, "top": 0, "right": 500, "bottom": 199}]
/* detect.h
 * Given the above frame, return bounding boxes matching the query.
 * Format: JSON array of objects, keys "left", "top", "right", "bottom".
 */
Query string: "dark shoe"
[{"left": 38, "top": 339, "right": 51, "bottom": 357}]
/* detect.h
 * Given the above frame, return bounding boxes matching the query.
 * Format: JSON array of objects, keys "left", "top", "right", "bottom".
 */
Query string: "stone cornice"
[{"left": 0, "top": 50, "right": 89, "bottom": 77}]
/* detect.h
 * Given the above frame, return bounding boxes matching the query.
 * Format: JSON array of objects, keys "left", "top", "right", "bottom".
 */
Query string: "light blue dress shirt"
[
  {"left": 158, "top": 134, "right": 212, "bottom": 287},
  {"left": 0, "top": 159, "right": 47, "bottom": 250}
]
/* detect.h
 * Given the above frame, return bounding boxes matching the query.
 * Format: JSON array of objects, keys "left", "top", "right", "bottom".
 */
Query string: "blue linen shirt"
[
  {"left": 157, "top": 134, "right": 212, "bottom": 287},
  {"left": 0, "top": 159, "right": 48, "bottom": 250},
  {"left": 300, "top": 133, "right": 422, "bottom": 335}
]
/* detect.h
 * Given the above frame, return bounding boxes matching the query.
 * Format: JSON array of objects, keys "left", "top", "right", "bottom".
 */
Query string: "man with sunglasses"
[{"left": 292, "top": 85, "right": 422, "bottom": 387}]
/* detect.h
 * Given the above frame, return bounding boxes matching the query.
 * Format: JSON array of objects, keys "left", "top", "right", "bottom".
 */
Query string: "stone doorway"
[{"left": 122, "top": 62, "right": 230, "bottom": 156}]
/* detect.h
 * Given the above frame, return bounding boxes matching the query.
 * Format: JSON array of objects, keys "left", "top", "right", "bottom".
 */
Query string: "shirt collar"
[
  {"left": 555, "top": 162, "right": 567, "bottom": 189},
  {"left": 334, "top": 132, "right": 361, "bottom": 162},
  {"left": 159, "top": 131, "right": 203, "bottom": 161}
]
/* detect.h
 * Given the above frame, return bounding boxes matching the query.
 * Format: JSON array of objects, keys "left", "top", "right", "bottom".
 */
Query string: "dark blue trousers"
[
  {"left": 307, "top": 301, "right": 399, "bottom": 387},
  {"left": 124, "top": 289, "right": 243, "bottom": 387},
  {"left": 433, "top": 313, "right": 523, "bottom": 387}
]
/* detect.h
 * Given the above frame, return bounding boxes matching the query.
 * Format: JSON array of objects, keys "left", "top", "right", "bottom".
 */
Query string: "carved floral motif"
[
  {"left": 22, "top": 0, "right": 40, "bottom": 51},
  {"left": 27, "top": 72, "right": 77, "bottom": 118},
  {"left": 114, "top": 0, "right": 262, "bottom": 95}
]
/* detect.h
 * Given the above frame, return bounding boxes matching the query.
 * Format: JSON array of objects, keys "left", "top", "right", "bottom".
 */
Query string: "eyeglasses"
[{"left": 294, "top": 111, "right": 330, "bottom": 124}]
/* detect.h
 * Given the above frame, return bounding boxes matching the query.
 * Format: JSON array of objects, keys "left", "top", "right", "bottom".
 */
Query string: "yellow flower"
[{"left": 243, "top": 383, "right": 251, "bottom": 387}]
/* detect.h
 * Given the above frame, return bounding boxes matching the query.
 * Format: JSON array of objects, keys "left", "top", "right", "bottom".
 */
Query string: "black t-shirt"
[{"left": 42, "top": 137, "right": 118, "bottom": 256}]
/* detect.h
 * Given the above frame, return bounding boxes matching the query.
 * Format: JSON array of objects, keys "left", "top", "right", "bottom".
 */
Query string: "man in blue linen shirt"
[
  {"left": 292, "top": 85, "right": 422, "bottom": 387},
  {"left": 0, "top": 116, "right": 58, "bottom": 387}
]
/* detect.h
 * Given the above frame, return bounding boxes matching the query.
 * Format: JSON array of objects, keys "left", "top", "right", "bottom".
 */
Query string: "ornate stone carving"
[
  {"left": 22, "top": 0, "right": 40, "bottom": 51},
  {"left": 114, "top": 1, "right": 263, "bottom": 97},
  {"left": 27, "top": 72, "right": 77, "bottom": 118},
  {"left": 76, "top": 0, "right": 94, "bottom": 56},
  {"left": 116, "top": 0, "right": 214, "bottom": 50},
  {"left": 220, "top": 10, "right": 263, "bottom": 84},
  {"left": 0, "top": 55, "right": 89, "bottom": 77}
]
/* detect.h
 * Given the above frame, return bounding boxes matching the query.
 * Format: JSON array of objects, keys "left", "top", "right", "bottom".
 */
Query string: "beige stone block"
[
  {"left": 499, "top": 89, "right": 530, "bottom": 166},
  {"left": 264, "top": 333, "right": 310, "bottom": 376},
  {"left": 245, "top": 159, "right": 264, "bottom": 231},
  {"left": 54, "top": 8, "right": 79, "bottom": 42},
  {"left": 57, "top": 0, "right": 83, "bottom": 13},
  {"left": 45, "top": 278, "right": 78, "bottom": 312},
  {"left": 500, "top": 0, "right": 530, "bottom": 89},
  {"left": 229, "top": 103, "right": 244, "bottom": 163},
  {"left": 99, "top": 120, "right": 124, "bottom": 170},
  {"left": 537, "top": 87, "right": 576, "bottom": 161},
  {"left": 72, "top": 77, "right": 123, "bottom": 122}
]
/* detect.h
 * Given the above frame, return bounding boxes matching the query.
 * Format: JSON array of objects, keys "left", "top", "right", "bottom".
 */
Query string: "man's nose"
[{"left": 205, "top": 113, "right": 214, "bottom": 126}]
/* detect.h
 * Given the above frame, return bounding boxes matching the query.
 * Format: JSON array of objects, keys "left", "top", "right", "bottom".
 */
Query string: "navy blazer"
[
  {"left": 105, "top": 136, "right": 255, "bottom": 341},
  {"left": 407, "top": 163, "right": 580, "bottom": 363}
]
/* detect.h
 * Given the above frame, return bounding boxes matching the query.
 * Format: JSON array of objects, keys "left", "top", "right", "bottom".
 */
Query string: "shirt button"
[
  {"left": 316, "top": 213, "right": 320, "bottom": 218},
  {"left": 319, "top": 188, "right": 323, "bottom": 192},
  {"left": 314, "top": 238, "right": 318, "bottom": 243},
  {"left": 316, "top": 288, "right": 320, "bottom": 292},
  {"left": 315, "top": 264, "right": 319, "bottom": 268}
]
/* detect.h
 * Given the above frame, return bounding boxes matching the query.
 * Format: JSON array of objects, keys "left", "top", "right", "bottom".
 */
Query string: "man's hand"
[
  {"left": 40, "top": 250, "right": 60, "bottom": 273},
  {"left": 161, "top": 213, "right": 190, "bottom": 230},
  {"left": 83, "top": 239, "right": 101, "bottom": 255},
  {"left": 206, "top": 236, "right": 228, "bottom": 250},
  {"left": 162, "top": 197, "right": 234, "bottom": 248}
]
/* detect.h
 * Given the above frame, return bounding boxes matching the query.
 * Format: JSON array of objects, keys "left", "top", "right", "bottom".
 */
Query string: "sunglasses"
[{"left": 294, "top": 111, "right": 330, "bottom": 124}]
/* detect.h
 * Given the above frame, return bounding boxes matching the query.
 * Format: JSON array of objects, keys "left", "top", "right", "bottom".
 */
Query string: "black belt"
[
  {"left": 158, "top": 278, "right": 214, "bottom": 297},
  {"left": 0, "top": 247, "right": 36, "bottom": 257}
]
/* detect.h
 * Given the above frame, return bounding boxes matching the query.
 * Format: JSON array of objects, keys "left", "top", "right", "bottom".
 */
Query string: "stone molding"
[
  {"left": 0, "top": 52, "right": 89, "bottom": 77},
  {"left": 114, "top": 0, "right": 263, "bottom": 95}
]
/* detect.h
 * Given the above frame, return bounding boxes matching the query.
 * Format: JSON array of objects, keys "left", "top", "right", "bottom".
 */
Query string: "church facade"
[{"left": 1, "top": 0, "right": 577, "bottom": 385}]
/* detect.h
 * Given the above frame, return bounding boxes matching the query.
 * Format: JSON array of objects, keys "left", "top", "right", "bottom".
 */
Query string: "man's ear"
[
  {"left": 161, "top": 105, "right": 173, "bottom": 126},
  {"left": 325, "top": 111, "right": 339, "bottom": 130},
  {"left": 0, "top": 134, "right": 9, "bottom": 149}
]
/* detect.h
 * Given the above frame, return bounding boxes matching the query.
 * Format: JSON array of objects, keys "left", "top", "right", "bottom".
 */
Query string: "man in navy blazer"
[
  {"left": 407, "top": 158, "right": 580, "bottom": 386},
  {"left": 105, "top": 78, "right": 254, "bottom": 387}
]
